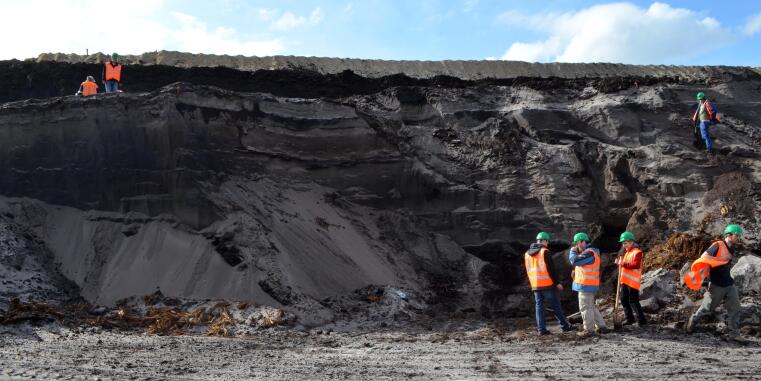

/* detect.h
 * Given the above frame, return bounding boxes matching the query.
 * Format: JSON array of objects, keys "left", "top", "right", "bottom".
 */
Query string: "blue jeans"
[
  {"left": 105, "top": 80, "right": 119, "bottom": 93},
  {"left": 533, "top": 288, "right": 570, "bottom": 333},
  {"left": 699, "top": 121, "right": 712, "bottom": 152}
]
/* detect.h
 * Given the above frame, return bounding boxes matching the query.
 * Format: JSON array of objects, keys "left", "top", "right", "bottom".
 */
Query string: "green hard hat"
[
  {"left": 696, "top": 92, "right": 705, "bottom": 100},
  {"left": 536, "top": 232, "right": 551, "bottom": 241},
  {"left": 111, "top": 52, "right": 119, "bottom": 59},
  {"left": 724, "top": 224, "right": 743, "bottom": 236},
  {"left": 572, "top": 232, "right": 590, "bottom": 244},
  {"left": 618, "top": 231, "right": 636, "bottom": 242}
]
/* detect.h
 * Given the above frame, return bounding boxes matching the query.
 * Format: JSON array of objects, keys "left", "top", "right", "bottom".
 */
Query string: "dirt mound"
[
  {"left": 643, "top": 233, "right": 714, "bottom": 272},
  {"left": 33, "top": 50, "right": 761, "bottom": 81}
]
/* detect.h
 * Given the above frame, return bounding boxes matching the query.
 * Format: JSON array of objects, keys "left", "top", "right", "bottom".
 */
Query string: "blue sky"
[{"left": 1, "top": 0, "right": 759, "bottom": 65}]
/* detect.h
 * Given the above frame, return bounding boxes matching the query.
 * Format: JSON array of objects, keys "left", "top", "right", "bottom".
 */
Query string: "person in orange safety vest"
[
  {"left": 569, "top": 232, "right": 608, "bottom": 337},
  {"left": 102, "top": 52, "right": 123, "bottom": 93},
  {"left": 76, "top": 76, "right": 98, "bottom": 96},
  {"left": 684, "top": 224, "right": 743, "bottom": 339},
  {"left": 524, "top": 231, "right": 573, "bottom": 336},
  {"left": 615, "top": 231, "right": 647, "bottom": 327}
]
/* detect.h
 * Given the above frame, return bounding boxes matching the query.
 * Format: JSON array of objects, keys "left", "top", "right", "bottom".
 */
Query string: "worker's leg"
[
  {"left": 533, "top": 290, "right": 547, "bottom": 333},
  {"left": 545, "top": 288, "right": 571, "bottom": 330},
  {"left": 591, "top": 294, "right": 607, "bottom": 330},
  {"left": 724, "top": 285, "right": 741, "bottom": 334},
  {"left": 699, "top": 121, "right": 713, "bottom": 152},
  {"left": 105, "top": 80, "right": 118, "bottom": 93},
  {"left": 628, "top": 287, "right": 647, "bottom": 324},
  {"left": 621, "top": 285, "right": 635, "bottom": 323},
  {"left": 578, "top": 292, "right": 594, "bottom": 332},
  {"left": 691, "top": 284, "right": 727, "bottom": 323}
]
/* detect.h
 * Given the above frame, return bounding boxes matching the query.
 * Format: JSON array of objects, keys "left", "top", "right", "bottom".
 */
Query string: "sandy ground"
[{"left": 0, "top": 321, "right": 759, "bottom": 380}]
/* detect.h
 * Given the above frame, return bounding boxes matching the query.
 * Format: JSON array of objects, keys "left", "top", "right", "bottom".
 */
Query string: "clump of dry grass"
[{"left": 643, "top": 232, "right": 714, "bottom": 272}]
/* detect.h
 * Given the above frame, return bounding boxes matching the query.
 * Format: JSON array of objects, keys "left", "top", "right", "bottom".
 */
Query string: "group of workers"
[
  {"left": 76, "top": 53, "right": 123, "bottom": 97},
  {"left": 524, "top": 224, "right": 744, "bottom": 339}
]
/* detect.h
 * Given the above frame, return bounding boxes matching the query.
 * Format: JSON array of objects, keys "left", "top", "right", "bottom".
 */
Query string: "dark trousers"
[
  {"left": 533, "top": 289, "right": 570, "bottom": 333},
  {"left": 620, "top": 285, "right": 646, "bottom": 323}
]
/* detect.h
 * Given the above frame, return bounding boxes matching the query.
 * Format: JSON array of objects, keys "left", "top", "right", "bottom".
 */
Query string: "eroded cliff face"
[{"left": 1, "top": 63, "right": 761, "bottom": 323}]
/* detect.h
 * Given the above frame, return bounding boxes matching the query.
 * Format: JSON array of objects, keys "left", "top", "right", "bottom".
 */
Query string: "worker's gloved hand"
[{"left": 556, "top": 284, "right": 564, "bottom": 292}]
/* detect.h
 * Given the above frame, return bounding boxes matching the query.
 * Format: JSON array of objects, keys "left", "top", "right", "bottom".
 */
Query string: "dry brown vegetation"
[{"left": 643, "top": 232, "right": 714, "bottom": 272}]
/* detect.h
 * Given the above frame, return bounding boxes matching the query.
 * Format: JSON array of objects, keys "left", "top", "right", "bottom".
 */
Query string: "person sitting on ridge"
[{"left": 76, "top": 76, "right": 98, "bottom": 96}]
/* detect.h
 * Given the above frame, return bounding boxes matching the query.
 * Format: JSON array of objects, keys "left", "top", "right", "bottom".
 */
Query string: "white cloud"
[
  {"left": 497, "top": 2, "right": 732, "bottom": 63},
  {"left": 273, "top": 7, "right": 324, "bottom": 31},
  {"left": 170, "top": 13, "right": 284, "bottom": 56},
  {"left": 254, "top": 8, "right": 279, "bottom": 22},
  {"left": 0, "top": 0, "right": 285, "bottom": 59},
  {"left": 744, "top": 12, "right": 761, "bottom": 36}
]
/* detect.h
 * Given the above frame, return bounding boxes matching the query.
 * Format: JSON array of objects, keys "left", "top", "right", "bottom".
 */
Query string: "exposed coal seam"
[{"left": 5, "top": 60, "right": 756, "bottom": 104}]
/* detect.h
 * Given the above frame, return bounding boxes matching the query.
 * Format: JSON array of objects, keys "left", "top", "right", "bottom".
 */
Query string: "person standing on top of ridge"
[
  {"left": 615, "top": 231, "right": 647, "bottom": 327},
  {"left": 524, "top": 231, "right": 573, "bottom": 336},
  {"left": 102, "top": 53, "right": 123, "bottom": 93},
  {"left": 684, "top": 224, "right": 743, "bottom": 340},
  {"left": 569, "top": 232, "right": 608, "bottom": 337},
  {"left": 76, "top": 75, "right": 98, "bottom": 96},
  {"left": 692, "top": 92, "right": 720, "bottom": 153}
]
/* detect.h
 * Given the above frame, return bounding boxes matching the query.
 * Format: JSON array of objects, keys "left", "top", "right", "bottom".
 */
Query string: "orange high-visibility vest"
[
  {"left": 81, "top": 81, "right": 98, "bottom": 96},
  {"left": 692, "top": 100, "right": 718, "bottom": 123},
  {"left": 619, "top": 247, "right": 643, "bottom": 290},
  {"left": 105, "top": 63, "right": 122, "bottom": 81},
  {"left": 682, "top": 240, "right": 732, "bottom": 290},
  {"left": 524, "top": 248, "right": 554, "bottom": 289},
  {"left": 573, "top": 251, "right": 600, "bottom": 287}
]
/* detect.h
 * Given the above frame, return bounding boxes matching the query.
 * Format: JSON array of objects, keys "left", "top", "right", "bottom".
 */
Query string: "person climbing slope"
[{"left": 692, "top": 92, "right": 720, "bottom": 153}]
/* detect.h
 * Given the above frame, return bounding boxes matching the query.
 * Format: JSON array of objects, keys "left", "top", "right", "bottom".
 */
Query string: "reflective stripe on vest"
[
  {"left": 524, "top": 248, "right": 553, "bottom": 289},
  {"left": 105, "top": 63, "right": 122, "bottom": 81},
  {"left": 620, "top": 247, "right": 643, "bottom": 290},
  {"left": 81, "top": 81, "right": 97, "bottom": 96},
  {"left": 682, "top": 240, "right": 732, "bottom": 290},
  {"left": 574, "top": 251, "right": 600, "bottom": 287}
]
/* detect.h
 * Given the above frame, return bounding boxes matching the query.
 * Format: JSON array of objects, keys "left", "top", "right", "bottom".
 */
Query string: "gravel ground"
[{"left": 0, "top": 321, "right": 759, "bottom": 380}]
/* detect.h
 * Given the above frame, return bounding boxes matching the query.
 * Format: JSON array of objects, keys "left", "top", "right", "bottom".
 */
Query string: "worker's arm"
[
  {"left": 569, "top": 248, "right": 595, "bottom": 267},
  {"left": 102, "top": 64, "right": 106, "bottom": 83},
  {"left": 704, "top": 243, "right": 719, "bottom": 257},
  {"left": 545, "top": 253, "right": 560, "bottom": 285},
  {"left": 621, "top": 250, "right": 643, "bottom": 269}
]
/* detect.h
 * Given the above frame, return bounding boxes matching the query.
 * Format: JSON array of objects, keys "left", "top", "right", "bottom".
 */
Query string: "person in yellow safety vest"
[
  {"left": 568, "top": 232, "right": 608, "bottom": 337},
  {"left": 524, "top": 231, "right": 573, "bottom": 336},
  {"left": 684, "top": 224, "right": 743, "bottom": 339},
  {"left": 615, "top": 231, "right": 647, "bottom": 326},
  {"left": 102, "top": 52, "right": 123, "bottom": 93},
  {"left": 76, "top": 76, "right": 98, "bottom": 96}
]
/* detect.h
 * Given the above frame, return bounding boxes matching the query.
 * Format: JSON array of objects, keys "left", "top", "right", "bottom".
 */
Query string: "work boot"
[
  {"left": 561, "top": 325, "right": 575, "bottom": 333},
  {"left": 637, "top": 320, "right": 648, "bottom": 327},
  {"left": 538, "top": 330, "right": 550, "bottom": 336},
  {"left": 623, "top": 319, "right": 636, "bottom": 326},
  {"left": 596, "top": 327, "right": 611, "bottom": 334},
  {"left": 576, "top": 330, "right": 594, "bottom": 338},
  {"left": 685, "top": 315, "right": 696, "bottom": 334},
  {"left": 727, "top": 332, "right": 748, "bottom": 343}
]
